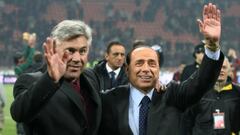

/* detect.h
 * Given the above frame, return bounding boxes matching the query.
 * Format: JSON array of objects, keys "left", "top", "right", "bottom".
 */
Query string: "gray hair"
[{"left": 51, "top": 20, "right": 92, "bottom": 46}]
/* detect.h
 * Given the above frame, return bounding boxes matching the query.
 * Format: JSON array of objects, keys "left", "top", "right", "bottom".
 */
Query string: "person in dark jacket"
[
  {"left": 10, "top": 20, "right": 101, "bottom": 135},
  {"left": 93, "top": 41, "right": 128, "bottom": 91},
  {"left": 99, "top": 3, "right": 224, "bottom": 135},
  {"left": 180, "top": 42, "right": 205, "bottom": 82},
  {"left": 182, "top": 57, "right": 240, "bottom": 135},
  {"left": 172, "top": 63, "right": 186, "bottom": 83}
]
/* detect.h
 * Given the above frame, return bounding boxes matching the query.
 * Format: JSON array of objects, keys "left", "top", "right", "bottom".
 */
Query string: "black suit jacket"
[
  {"left": 93, "top": 60, "right": 128, "bottom": 91},
  {"left": 180, "top": 62, "right": 200, "bottom": 82},
  {"left": 99, "top": 53, "right": 224, "bottom": 135},
  {"left": 10, "top": 69, "right": 101, "bottom": 135}
]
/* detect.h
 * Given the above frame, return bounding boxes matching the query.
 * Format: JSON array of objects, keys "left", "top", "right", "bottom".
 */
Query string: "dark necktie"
[
  {"left": 139, "top": 96, "right": 151, "bottom": 135},
  {"left": 71, "top": 81, "right": 93, "bottom": 126},
  {"left": 71, "top": 81, "right": 85, "bottom": 105},
  {"left": 109, "top": 71, "right": 117, "bottom": 87},
  {"left": 71, "top": 80, "right": 81, "bottom": 94}
]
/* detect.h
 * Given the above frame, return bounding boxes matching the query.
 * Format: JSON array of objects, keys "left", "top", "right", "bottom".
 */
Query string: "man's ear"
[
  {"left": 104, "top": 53, "right": 108, "bottom": 60},
  {"left": 125, "top": 65, "right": 129, "bottom": 76}
]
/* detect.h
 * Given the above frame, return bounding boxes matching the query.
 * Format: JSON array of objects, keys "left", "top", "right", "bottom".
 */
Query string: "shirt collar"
[
  {"left": 106, "top": 63, "right": 121, "bottom": 77},
  {"left": 130, "top": 84, "right": 154, "bottom": 107}
]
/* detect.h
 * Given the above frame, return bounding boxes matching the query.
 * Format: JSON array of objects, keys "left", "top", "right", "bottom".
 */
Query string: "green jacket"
[{"left": 14, "top": 45, "right": 35, "bottom": 76}]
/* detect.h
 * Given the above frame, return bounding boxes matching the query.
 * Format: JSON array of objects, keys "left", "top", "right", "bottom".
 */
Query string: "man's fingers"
[
  {"left": 44, "top": 53, "right": 51, "bottom": 66},
  {"left": 43, "top": 42, "right": 48, "bottom": 54},
  {"left": 216, "top": 10, "right": 221, "bottom": 22},
  {"left": 203, "top": 5, "right": 208, "bottom": 21},
  {"left": 209, "top": 3, "right": 214, "bottom": 19},
  {"left": 43, "top": 43, "right": 51, "bottom": 65},
  {"left": 49, "top": 39, "right": 54, "bottom": 56},
  {"left": 197, "top": 19, "right": 204, "bottom": 32},
  {"left": 53, "top": 39, "right": 57, "bottom": 54},
  {"left": 45, "top": 37, "right": 54, "bottom": 56},
  {"left": 211, "top": 5, "right": 216, "bottom": 20}
]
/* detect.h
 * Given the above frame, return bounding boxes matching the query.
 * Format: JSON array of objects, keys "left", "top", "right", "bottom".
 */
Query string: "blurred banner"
[{"left": 0, "top": 74, "right": 17, "bottom": 84}]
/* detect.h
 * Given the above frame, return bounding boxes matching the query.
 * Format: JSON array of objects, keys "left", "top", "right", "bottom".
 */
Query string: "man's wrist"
[{"left": 204, "top": 39, "right": 220, "bottom": 52}]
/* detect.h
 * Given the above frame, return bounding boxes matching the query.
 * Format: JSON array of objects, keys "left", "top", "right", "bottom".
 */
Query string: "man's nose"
[
  {"left": 72, "top": 52, "right": 81, "bottom": 61},
  {"left": 142, "top": 63, "right": 150, "bottom": 72}
]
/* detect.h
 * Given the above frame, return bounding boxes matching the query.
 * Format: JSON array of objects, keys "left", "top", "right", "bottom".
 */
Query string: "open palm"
[
  {"left": 43, "top": 38, "right": 69, "bottom": 82},
  {"left": 202, "top": 19, "right": 221, "bottom": 42},
  {"left": 198, "top": 3, "right": 221, "bottom": 42}
]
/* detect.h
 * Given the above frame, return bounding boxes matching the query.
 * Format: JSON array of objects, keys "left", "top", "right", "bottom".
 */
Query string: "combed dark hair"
[
  {"left": 193, "top": 42, "right": 205, "bottom": 58},
  {"left": 132, "top": 39, "right": 149, "bottom": 49},
  {"left": 33, "top": 51, "right": 43, "bottom": 63},
  {"left": 106, "top": 41, "right": 124, "bottom": 54},
  {"left": 13, "top": 52, "right": 23, "bottom": 65}
]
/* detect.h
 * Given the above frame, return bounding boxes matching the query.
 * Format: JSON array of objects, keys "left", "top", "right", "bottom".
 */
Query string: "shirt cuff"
[{"left": 205, "top": 47, "right": 220, "bottom": 60}]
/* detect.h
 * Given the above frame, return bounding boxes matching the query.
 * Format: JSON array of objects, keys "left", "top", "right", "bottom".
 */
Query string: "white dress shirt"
[
  {"left": 128, "top": 85, "right": 154, "bottom": 135},
  {"left": 205, "top": 47, "right": 220, "bottom": 60},
  {"left": 106, "top": 63, "right": 121, "bottom": 79}
]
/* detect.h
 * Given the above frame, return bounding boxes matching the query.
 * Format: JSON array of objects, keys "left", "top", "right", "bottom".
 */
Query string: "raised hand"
[
  {"left": 43, "top": 37, "right": 70, "bottom": 83},
  {"left": 198, "top": 3, "right": 221, "bottom": 47},
  {"left": 28, "top": 33, "right": 37, "bottom": 48}
]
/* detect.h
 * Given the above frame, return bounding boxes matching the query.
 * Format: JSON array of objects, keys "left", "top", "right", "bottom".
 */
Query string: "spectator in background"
[
  {"left": 132, "top": 39, "right": 149, "bottom": 49},
  {"left": 151, "top": 44, "right": 168, "bottom": 85},
  {"left": 173, "top": 62, "right": 186, "bottom": 83},
  {"left": 227, "top": 48, "right": 240, "bottom": 83},
  {"left": 0, "top": 82, "right": 6, "bottom": 134},
  {"left": 151, "top": 44, "right": 164, "bottom": 68},
  {"left": 23, "top": 51, "right": 44, "bottom": 73},
  {"left": 93, "top": 41, "right": 128, "bottom": 91},
  {"left": 227, "top": 48, "right": 237, "bottom": 63},
  {"left": 180, "top": 42, "right": 205, "bottom": 82},
  {"left": 182, "top": 57, "right": 240, "bottom": 135},
  {"left": 14, "top": 32, "right": 36, "bottom": 76}
]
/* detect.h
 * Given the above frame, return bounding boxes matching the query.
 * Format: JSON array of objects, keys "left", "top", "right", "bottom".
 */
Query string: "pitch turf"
[{"left": 2, "top": 84, "right": 16, "bottom": 135}]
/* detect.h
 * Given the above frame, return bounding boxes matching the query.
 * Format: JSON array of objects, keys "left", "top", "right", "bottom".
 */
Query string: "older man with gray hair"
[{"left": 10, "top": 20, "right": 101, "bottom": 135}]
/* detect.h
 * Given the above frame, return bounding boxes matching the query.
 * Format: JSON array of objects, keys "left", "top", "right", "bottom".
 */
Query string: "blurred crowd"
[
  {"left": 0, "top": 2, "right": 239, "bottom": 135},
  {"left": 0, "top": 0, "right": 240, "bottom": 68}
]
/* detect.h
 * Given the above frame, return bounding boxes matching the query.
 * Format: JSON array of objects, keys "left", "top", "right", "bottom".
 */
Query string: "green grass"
[{"left": 2, "top": 84, "right": 16, "bottom": 135}]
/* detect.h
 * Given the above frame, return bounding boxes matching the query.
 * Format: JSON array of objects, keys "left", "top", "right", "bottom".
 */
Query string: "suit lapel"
[
  {"left": 147, "top": 90, "right": 165, "bottom": 135},
  {"left": 82, "top": 76, "right": 100, "bottom": 107},
  {"left": 116, "top": 86, "right": 134, "bottom": 135},
  {"left": 81, "top": 74, "right": 102, "bottom": 131},
  {"left": 60, "top": 80, "right": 87, "bottom": 121},
  {"left": 60, "top": 71, "right": 101, "bottom": 134}
]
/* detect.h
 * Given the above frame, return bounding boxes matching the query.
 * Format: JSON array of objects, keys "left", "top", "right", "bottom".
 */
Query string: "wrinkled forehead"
[
  {"left": 131, "top": 47, "right": 158, "bottom": 61},
  {"left": 222, "top": 58, "right": 230, "bottom": 68},
  {"left": 110, "top": 44, "right": 125, "bottom": 52}
]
